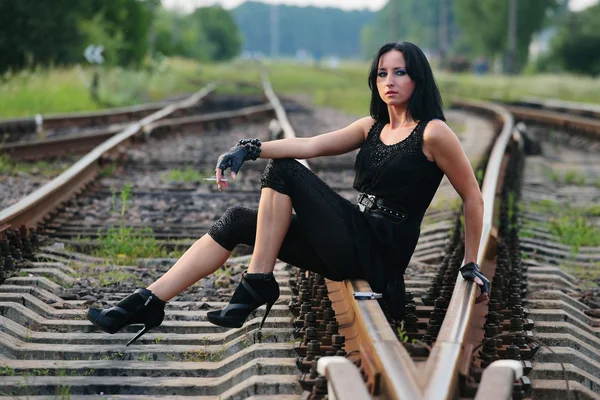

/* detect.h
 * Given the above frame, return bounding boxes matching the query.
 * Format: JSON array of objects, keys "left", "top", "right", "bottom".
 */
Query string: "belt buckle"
[{"left": 358, "top": 193, "right": 376, "bottom": 212}]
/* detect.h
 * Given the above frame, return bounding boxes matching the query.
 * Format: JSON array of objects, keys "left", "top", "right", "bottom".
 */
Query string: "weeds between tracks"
[{"left": 83, "top": 182, "right": 183, "bottom": 264}]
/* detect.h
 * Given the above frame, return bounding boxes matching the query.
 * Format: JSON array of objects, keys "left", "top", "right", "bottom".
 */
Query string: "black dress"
[{"left": 208, "top": 119, "right": 444, "bottom": 318}]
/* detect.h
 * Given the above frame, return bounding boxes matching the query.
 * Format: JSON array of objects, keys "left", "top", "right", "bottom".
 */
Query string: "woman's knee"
[
  {"left": 260, "top": 158, "right": 302, "bottom": 196},
  {"left": 207, "top": 206, "right": 258, "bottom": 250}
]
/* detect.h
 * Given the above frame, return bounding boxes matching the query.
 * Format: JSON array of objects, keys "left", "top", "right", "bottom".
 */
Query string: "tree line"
[
  {"left": 0, "top": 0, "right": 599, "bottom": 76},
  {"left": 361, "top": 0, "right": 600, "bottom": 76},
  {"left": 0, "top": 0, "right": 241, "bottom": 74},
  {"left": 232, "top": 1, "right": 375, "bottom": 59}
]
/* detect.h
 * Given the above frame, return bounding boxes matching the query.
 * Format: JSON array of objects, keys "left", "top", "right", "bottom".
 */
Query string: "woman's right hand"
[
  {"left": 215, "top": 139, "right": 262, "bottom": 191},
  {"left": 215, "top": 146, "right": 246, "bottom": 190}
]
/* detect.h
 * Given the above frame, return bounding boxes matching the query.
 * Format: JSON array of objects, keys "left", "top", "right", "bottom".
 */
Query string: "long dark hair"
[{"left": 368, "top": 42, "right": 445, "bottom": 123}]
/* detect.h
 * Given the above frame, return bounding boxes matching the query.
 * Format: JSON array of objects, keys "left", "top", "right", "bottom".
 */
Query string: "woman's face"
[{"left": 376, "top": 50, "right": 415, "bottom": 107}]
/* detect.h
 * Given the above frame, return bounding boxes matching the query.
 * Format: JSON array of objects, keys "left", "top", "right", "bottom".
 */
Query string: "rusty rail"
[
  {"left": 0, "top": 79, "right": 283, "bottom": 229},
  {"left": 260, "top": 72, "right": 310, "bottom": 170},
  {"left": 1, "top": 103, "right": 273, "bottom": 161},
  {"left": 505, "top": 104, "right": 600, "bottom": 139},
  {"left": 425, "top": 99, "right": 514, "bottom": 399},
  {"left": 1, "top": 69, "right": 531, "bottom": 398},
  {"left": 317, "top": 357, "right": 371, "bottom": 400},
  {"left": 260, "top": 71, "right": 431, "bottom": 399},
  {"left": 0, "top": 98, "right": 177, "bottom": 139},
  {"left": 514, "top": 97, "right": 600, "bottom": 119},
  {"left": 317, "top": 99, "right": 515, "bottom": 400},
  {"left": 0, "top": 85, "right": 215, "bottom": 227}
]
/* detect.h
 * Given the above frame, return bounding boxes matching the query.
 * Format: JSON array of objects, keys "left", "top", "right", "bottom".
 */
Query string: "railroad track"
[
  {"left": 0, "top": 85, "right": 261, "bottom": 145},
  {"left": 0, "top": 87, "right": 266, "bottom": 161},
  {"left": 0, "top": 98, "right": 178, "bottom": 143},
  {"left": 0, "top": 77, "right": 598, "bottom": 399},
  {"left": 503, "top": 107, "right": 600, "bottom": 398}
]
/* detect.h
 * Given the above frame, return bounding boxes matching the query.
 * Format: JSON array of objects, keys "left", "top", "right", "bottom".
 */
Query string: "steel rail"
[
  {"left": 314, "top": 98, "right": 515, "bottom": 399},
  {"left": 0, "top": 82, "right": 261, "bottom": 140},
  {"left": 1, "top": 103, "right": 273, "bottom": 161},
  {"left": 424, "top": 99, "right": 514, "bottom": 400},
  {"left": 317, "top": 357, "right": 372, "bottom": 400},
  {"left": 260, "top": 73, "right": 377, "bottom": 399},
  {"left": 1, "top": 67, "right": 524, "bottom": 398},
  {"left": 261, "top": 70, "right": 443, "bottom": 398},
  {"left": 515, "top": 97, "right": 600, "bottom": 119},
  {"left": 260, "top": 72, "right": 310, "bottom": 170},
  {"left": 0, "top": 125, "right": 125, "bottom": 160},
  {"left": 0, "top": 99, "right": 176, "bottom": 137},
  {"left": 143, "top": 103, "right": 274, "bottom": 136},
  {"left": 0, "top": 85, "right": 215, "bottom": 228},
  {"left": 504, "top": 104, "right": 600, "bottom": 138}
]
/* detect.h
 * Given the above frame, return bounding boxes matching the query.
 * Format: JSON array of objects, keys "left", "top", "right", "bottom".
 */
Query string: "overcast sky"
[{"left": 162, "top": 0, "right": 599, "bottom": 12}]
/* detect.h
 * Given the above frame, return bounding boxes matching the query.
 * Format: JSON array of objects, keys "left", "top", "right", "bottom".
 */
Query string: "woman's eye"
[
  {"left": 396, "top": 70, "right": 407, "bottom": 76},
  {"left": 377, "top": 71, "right": 387, "bottom": 78}
]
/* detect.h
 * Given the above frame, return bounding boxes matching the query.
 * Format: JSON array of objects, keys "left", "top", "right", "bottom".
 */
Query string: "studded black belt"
[{"left": 357, "top": 193, "right": 408, "bottom": 223}]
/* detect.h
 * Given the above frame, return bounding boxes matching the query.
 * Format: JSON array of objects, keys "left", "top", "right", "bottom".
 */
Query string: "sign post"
[{"left": 83, "top": 44, "right": 104, "bottom": 103}]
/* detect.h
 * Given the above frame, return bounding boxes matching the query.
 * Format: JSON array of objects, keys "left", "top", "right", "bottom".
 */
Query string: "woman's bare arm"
[
  {"left": 424, "top": 120, "right": 484, "bottom": 266},
  {"left": 258, "top": 116, "right": 375, "bottom": 159},
  {"left": 216, "top": 116, "right": 375, "bottom": 187}
]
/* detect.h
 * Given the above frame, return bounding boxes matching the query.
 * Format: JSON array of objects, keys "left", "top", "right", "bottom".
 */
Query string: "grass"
[
  {"left": 564, "top": 170, "right": 587, "bottom": 186},
  {"left": 436, "top": 71, "right": 600, "bottom": 105},
  {"left": 182, "top": 347, "right": 225, "bottom": 362},
  {"left": 0, "top": 365, "right": 76, "bottom": 399},
  {"left": 161, "top": 167, "right": 213, "bottom": 184},
  {"left": 214, "top": 265, "right": 232, "bottom": 278},
  {"left": 0, "top": 365, "right": 15, "bottom": 376},
  {"left": 263, "top": 61, "right": 600, "bottom": 114},
  {"left": 550, "top": 216, "right": 600, "bottom": 251},
  {"left": 18, "top": 270, "right": 75, "bottom": 287},
  {"left": 544, "top": 167, "right": 588, "bottom": 186},
  {"left": 524, "top": 199, "right": 563, "bottom": 215},
  {"left": 93, "top": 182, "right": 177, "bottom": 264},
  {"left": 0, "top": 154, "right": 68, "bottom": 178},
  {"left": 95, "top": 225, "right": 168, "bottom": 263},
  {"left": 523, "top": 199, "right": 600, "bottom": 251},
  {"left": 0, "top": 58, "right": 204, "bottom": 118},
  {"left": 2, "top": 57, "right": 600, "bottom": 120},
  {"left": 96, "top": 267, "right": 143, "bottom": 287},
  {"left": 562, "top": 262, "right": 600, "bottom": 288},
  {"left": 397, "top": 321, "right": 416, "bottom": 344}
]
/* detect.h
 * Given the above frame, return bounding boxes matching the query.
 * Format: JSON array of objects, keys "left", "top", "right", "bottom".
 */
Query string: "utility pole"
[
  {"left": 390, "top": 0, "right": 397, "bottom": 41},
  {"left": 270, "top": 4, "right": 279, "bottom": 58},
  {"left": 506, "top": 0, "right": 518, "bottom": 74},
  {"left": 172, "top": 6, "right": 180, "bottom": 49},
  {"left": 148, "top": 0, "right": 161, "bottom": 59},
  {"left": 439, "top": 0, "right": 448, "bottom": 70}
]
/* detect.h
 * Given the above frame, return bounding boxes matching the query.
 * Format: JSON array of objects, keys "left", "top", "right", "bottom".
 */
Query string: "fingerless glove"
[
  {"left": 459, "top": 262, "right": 490, "bottom": 294},
  {"left": 217, "top": 138, "right": 262, "bottom": 174}
]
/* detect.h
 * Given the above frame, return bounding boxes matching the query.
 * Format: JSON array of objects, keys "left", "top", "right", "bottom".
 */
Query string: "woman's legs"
[
  {"left": 147, "top": 188, "right": 293, "bottom": 301},
  {"left": 146, "top": 235, "right": 230, "bottom": 301},
  {"left": 88, "top": 158, "right": 361, "bottom": 339},
  {"left": 247, "top": 188, "right": 292, "bottom": 274},
  {"left": 145, "top": 157, "right": 362, "bottom": 303}
]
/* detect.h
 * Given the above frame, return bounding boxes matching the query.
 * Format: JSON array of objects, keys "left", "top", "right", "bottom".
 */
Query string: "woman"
[{"left": 87, "top": 42, "right": 489, "bottom": 346}]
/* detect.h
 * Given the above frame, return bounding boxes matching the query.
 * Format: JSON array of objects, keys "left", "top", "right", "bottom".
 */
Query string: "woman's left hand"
[{"left": 459, "top": 262, "right": 490, "bottom": 304}]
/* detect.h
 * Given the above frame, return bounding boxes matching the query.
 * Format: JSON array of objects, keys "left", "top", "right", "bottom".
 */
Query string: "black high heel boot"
[
  {"left": 207, "top": 272, "right": 279, "bottom": 329},
  {"left": 87, "top": 288, "right": 166, "bottom": 346}
]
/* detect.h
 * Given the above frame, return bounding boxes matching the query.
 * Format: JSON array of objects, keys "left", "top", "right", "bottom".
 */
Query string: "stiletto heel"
[
  {"left": 127, "top": 325, "right": 152, "bottom": 347},
  {"left": 87, "top": 288, "right": 166, "bottom": 345},
  {"left": 259, "top": 302, "right": 275, "bottom": 330},
  {"left": 207, "top": 272, "right": 279, "bottom": 329}
]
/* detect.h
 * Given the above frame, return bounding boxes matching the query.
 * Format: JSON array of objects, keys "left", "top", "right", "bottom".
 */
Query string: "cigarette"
[{"left": 203, "top": 177, "right": 229, "bottom": 181}]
